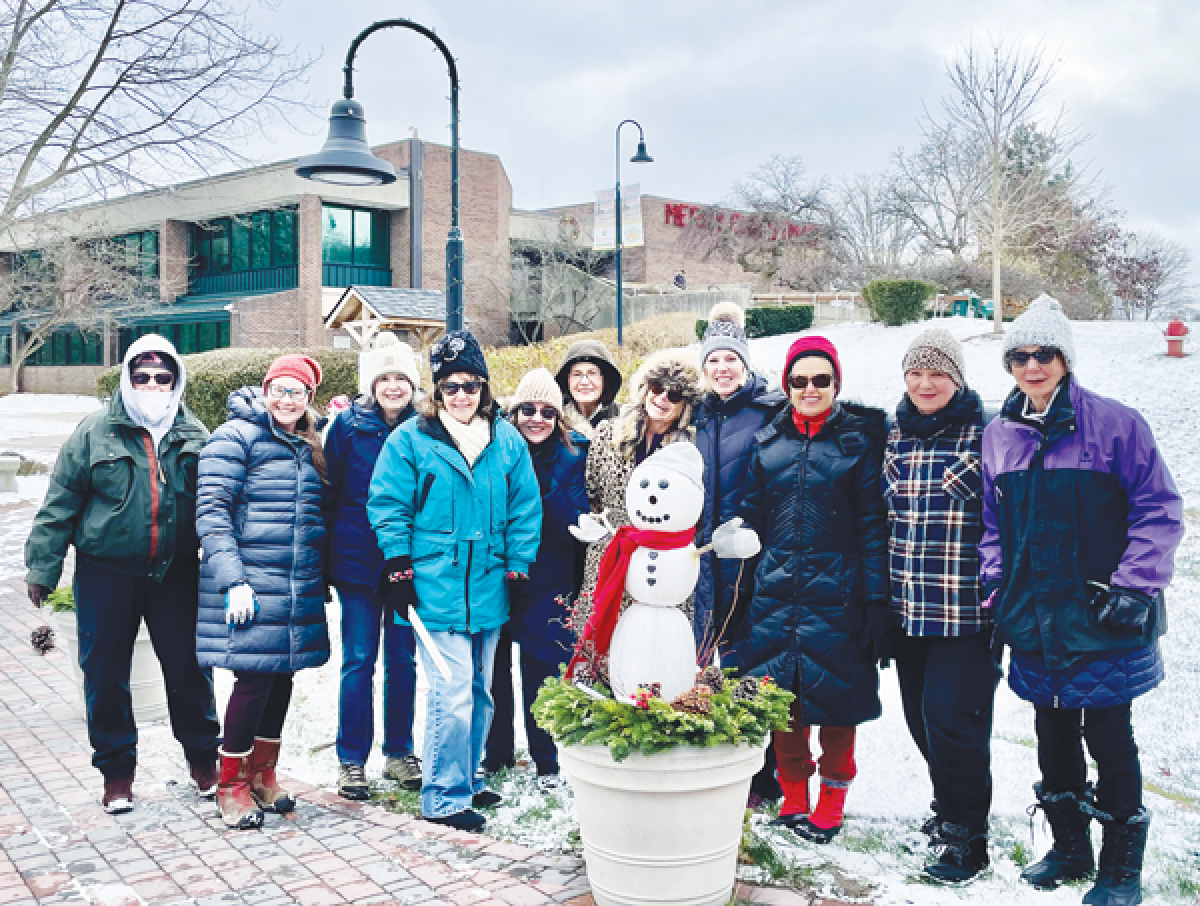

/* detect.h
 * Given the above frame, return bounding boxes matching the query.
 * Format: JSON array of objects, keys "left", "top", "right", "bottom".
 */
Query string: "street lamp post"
[
  {"left": 614, "top": 120, "right": 653, "bottom": 347},
  {"left": 295, "top": 19, "right": 465, "bottom": 332}
]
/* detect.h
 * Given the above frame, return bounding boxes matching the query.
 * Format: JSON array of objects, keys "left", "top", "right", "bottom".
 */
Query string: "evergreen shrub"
[{"left": 862, "top": 280, "right": 936, "bottom": 326}]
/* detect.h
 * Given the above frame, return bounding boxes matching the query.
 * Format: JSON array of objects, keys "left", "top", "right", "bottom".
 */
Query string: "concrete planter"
[
  {"left": 0, "top": 454, "right": 20, "bottom": 493},
  {"left": 54, "top": 611, "right": 169, "bottom": 723},
  {"left": 561, "top": 741, "right": 767, "bottom": 906}
]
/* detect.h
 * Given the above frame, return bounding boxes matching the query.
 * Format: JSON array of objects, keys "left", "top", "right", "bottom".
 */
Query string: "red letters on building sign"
[{"left": 664, "top": 202, "right": 809, "bottom": 240}]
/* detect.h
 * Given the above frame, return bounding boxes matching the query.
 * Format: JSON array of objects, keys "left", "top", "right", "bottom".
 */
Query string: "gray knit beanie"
[
  {"left": 1003, "top": 294, "right": 1076, "bottom": 372},
  {"left": 701, "top": 302, "right": 751, "bottom": 367},
  {"left": 902, "top": 328, "right": 965, "bottom": 387}
]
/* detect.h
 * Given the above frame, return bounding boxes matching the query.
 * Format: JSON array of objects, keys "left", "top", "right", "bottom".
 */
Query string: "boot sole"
[
  {"left": 103, "top": 798, "right": 133, "bottom": 815},
  {"left": 222, "top": 812, "right": 264, "bottom": 830}
]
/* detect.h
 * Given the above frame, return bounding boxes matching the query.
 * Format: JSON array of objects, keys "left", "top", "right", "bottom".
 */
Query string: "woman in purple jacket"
[{"left": 980, "top": 297, "right": 1184, "bottom": 906}]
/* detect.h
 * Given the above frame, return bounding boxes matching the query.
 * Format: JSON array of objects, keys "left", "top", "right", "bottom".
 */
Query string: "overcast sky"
[{"left": 248, "top": 0, "right": 1200, "bottom": 272}]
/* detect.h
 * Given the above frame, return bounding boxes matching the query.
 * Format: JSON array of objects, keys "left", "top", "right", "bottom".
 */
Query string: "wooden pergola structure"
[{"left": 324, "top": 286, "right": 447, "bottom": 350}]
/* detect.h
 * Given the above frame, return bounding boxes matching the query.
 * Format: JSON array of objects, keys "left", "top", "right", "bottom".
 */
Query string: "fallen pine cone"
[{"left": 30, "top": 625, "right": 56, "bottom": 656}]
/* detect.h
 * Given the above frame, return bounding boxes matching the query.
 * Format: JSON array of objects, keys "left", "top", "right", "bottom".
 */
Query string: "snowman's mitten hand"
[
  {"left": 711, "top": 517, "right": 762, "bottom": 560},
  {"left": 569, "top": 514, "right": 612, "bottom": 544}
]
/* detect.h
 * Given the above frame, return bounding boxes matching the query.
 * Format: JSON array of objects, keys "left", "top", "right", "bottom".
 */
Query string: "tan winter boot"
[
  {"left": 217, "top": 749, "right": 264, "bottom": 830},
  {"left": 246, "top": 737, "right": 295, "bottom": 813}
]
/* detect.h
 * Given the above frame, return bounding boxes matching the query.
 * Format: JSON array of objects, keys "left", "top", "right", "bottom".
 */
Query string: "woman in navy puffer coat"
[{"left": 196, "top": 356, "right": 329, "bottom": 830}]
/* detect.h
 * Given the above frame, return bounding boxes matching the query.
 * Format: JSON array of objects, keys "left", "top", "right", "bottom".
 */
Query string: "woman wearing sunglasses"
[
  {"left": 577, "top": 348, "right": 703, "bottom": 618},
  {"left": 368, "top": 330, "right": 542, "bottom": 833},
  {"left": 195, "top": 355, "right": 330, "bottom": 829},
  {"left": 981, "top": 296, "right": 1183, "bottom": 906},
  {"left": 484, "top": 368, "right": 589, "bottom": 789},
  {"left": 730, "top": 335, "right": 887, "bottom": 845}
]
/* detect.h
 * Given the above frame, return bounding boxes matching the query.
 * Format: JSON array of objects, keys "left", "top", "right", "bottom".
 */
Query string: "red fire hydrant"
[{"left": 1165, "top": 319, "right": 1189, "bottom": 358}]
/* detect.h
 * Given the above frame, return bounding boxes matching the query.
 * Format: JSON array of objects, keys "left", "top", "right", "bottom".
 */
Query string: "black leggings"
[
  {"left": 1035, "top": 703, "right": 1142, "bottom": 821},
  {"left": 223, "top": 672, "right": 294, "bottom": 754}
]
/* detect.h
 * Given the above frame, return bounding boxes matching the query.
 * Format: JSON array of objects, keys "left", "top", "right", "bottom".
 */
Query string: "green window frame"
[
  {"left": 190, "top": 207, "right": 297, "bottom": 276},
  {"left": 322, "top": 204, "right": 389, "bottom": 268}
]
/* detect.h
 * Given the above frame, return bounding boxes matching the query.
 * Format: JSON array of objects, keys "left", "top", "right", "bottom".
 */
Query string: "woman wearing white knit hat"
[
  {"left": 485, "top": 368, "right": 589, "bottom": 791},
  {"left": 324, "top": 333, "right": 423, "bottom": 800}
]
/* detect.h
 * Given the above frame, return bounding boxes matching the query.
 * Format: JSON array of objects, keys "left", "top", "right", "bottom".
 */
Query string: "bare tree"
[
  {"left": 1105, "top": 230, "right": 1193, "bottom": 321},
  {"left": 508, "top": 237, "right": 615, "bottom": 341},
  {"left": 833, "top": 173, "right": 917, "bottom": 281},
  {"left": 941, "top": 39, "right": 1081, "bottom": 332}
]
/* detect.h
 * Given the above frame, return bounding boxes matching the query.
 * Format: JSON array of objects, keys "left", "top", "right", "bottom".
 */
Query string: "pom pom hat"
[
  {"left": 430, "top": 329, "right": 488, "bottom": 384},
  {"left": 700, "top": 301, "right": 751, "bottom": 367},
  {"left": 1002, "top": 293, "right": 1076, "bottom": 372},
  {"left": 264, "top": 354, "right": 322, "bottom": 392},
  {"left": 783, "top": 335, "right": 841, "bottom": 393}
]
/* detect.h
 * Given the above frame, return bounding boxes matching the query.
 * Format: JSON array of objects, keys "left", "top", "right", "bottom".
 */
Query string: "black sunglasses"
[
  {"left": 788, "top": 373, "right": 833, "bottom": 390},
  {"left": 1007, "top": 347, "right": 1060, "bottom": 367},
  {"left": 516, "top": 403, "right": 557, "bottom": 420},
  {"left": 441, "top": 379, "right": 483, "bottom": 397},
  {"left": 647, "top": 381, "right": 684, "bottom": 403},
  {"left": 131, "top": 372, "right": 173, "bottom": 386}
]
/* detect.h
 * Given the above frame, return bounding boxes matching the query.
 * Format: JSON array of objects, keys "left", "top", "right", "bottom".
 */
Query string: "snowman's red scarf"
[{"left": 565, "top": 525, "right": 694, "bottom": 681}]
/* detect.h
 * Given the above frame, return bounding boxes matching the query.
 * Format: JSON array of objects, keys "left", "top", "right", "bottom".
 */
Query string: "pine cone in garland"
[
  {"left": 671, "top": 685, "right": 713, "bottom": 715},
  {"left": 732, "top": 677, "right": 760, "bottom": 701},
  {"left": 30, "top": 625, "right": 55, "bottom": 656},
  {"left": 697, "top": 666, "right": 725, "bottom": 692}
]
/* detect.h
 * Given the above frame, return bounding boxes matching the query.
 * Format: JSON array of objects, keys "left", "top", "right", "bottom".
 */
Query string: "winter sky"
[{"left": 248, "top": 0, "right": 1200, "bottom": 271}]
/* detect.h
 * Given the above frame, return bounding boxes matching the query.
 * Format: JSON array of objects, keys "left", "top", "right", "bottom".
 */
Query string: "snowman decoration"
[{"left": 566, "top": 443, "right": 761, "bottom": 703}]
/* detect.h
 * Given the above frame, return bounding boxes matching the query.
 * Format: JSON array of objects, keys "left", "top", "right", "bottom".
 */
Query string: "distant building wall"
[
  {"left": 231, "top": 290, "right": 303, "bottom": 348},
  {"left": 0, "top": 364, "right": 107, "bottom": 395}
]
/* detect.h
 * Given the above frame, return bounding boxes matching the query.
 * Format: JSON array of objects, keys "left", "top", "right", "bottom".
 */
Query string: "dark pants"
[
  {"left": 1035, "top": 703, "right": 1141, "bottom": 821},
  {"left": 74, "top": 557, "right": 220, "bottom": 779},
  {"left": 894, "top": 631, "right": 1001, "bottom": 835},
  {"left": 334, "top": 584, "right": 417, "bottom": 765},
  {"left": 223, "top": 672, "right": 294, "bottom": 753},
  {"left": 485, "top": 628, "right": 563, "bottom": 775}
]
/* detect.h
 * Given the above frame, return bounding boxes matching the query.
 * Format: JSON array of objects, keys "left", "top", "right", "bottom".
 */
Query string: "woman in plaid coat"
[{"left": 883, "top": 329, "right": 1000, "bottom": 884}]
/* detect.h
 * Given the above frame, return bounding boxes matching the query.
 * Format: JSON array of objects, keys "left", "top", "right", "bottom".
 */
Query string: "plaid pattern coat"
[{"left": 884, "top": 390, "right": 989, "bottom": 637}]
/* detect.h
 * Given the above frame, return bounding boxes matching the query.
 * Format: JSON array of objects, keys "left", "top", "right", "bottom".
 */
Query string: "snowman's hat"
[{"left": 638, "top": 442, "right": 703, "bottom": 492}]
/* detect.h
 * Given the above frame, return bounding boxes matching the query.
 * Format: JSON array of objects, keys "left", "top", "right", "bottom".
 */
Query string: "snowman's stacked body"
[{"left": 574, "top": 443, "right": 760, "bottom": 704}]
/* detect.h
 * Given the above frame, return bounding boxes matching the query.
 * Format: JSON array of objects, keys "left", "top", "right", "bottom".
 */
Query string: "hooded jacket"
[
  {"left": 25, "top": 335, "right": 208, "bottom": 588},
  {"left": 195, "top": 388, "right": 329, "bottom": 672},
  {"left": 556, "top": 338, "right": 623, "bottom": 437},
  {"left": 729, "top": 401, "right": 889, "bottom": 727}
]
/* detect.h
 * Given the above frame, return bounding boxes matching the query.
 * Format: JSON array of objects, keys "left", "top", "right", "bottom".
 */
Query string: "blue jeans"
[
  {"left": 335, "top": 584, "right": 417, "bottom": 766},
  {"left": 415, "top": 626, "right": 500, "bottom": 818}
]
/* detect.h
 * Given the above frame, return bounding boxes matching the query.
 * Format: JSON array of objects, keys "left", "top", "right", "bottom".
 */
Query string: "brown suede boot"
[
  {"left": 247, "top": 737, "right": 295, "bottom": 813},
  {"left": 217, "top": 749, "right": 264, "bottom": 830},
  {"left": 102, "top": 773, "right": 135, "bottom": 815}
]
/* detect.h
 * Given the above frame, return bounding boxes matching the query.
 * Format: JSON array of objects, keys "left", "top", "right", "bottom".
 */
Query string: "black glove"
[
  {"left": 27, "top": 583, "right": 49, "bottom": 608},
  {"left": 381, "top": 556, "right": 417, "bottom": 623},
  {"left": 506, "top": 575, "right": 531, "bottom": 613},
  {"left": 1089, "top": 583, "right": 1154, "bottom": 638},
  {"left": 860, "top": 601, "right": 896, "bottom": 666}
]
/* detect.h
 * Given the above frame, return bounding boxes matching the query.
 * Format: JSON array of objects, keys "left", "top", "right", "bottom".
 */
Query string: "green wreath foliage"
[{"left": 531, "top": 670, "right": 794, "bottom": 763}]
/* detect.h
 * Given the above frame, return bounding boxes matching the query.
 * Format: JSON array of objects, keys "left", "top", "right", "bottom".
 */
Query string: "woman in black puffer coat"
[
  {"left": 732, "top": 335, "right": 888, "bottom": 845},
  {"left": 196, "top": 355, "right": 329, "bottom": 831}
]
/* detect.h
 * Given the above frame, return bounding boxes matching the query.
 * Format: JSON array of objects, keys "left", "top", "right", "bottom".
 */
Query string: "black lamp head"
[
  {"left": 630, "top": 140, "right": 653, "bottom": 164},
  {"left": 295, "top": 99, "right": 397, "bottom": 186}
]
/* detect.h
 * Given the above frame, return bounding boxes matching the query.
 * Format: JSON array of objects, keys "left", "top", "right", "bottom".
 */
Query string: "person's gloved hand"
[
  {"left": 381, "top": 556, "right": 417, "bottom": 623},
  {"left": 569, "top": 514, "right": 612, "bottom": 544},
  {"left": 1089, "top": 582, "right": 1154, "bottom": 637},
  {"left": 27, "top": 583, "right": 50, "bottom": 608},
  {"left": 225, "top": 583, "right": 258, "bottom": 626},
  {"left": 506, "top": 572, "right": 531, "bottom": 613},
  {"left": 711, "top": 517, "right": 762, "bottom": 560},
  {"left": 859, "top": 601, "right": 895, "bottom": 665}
]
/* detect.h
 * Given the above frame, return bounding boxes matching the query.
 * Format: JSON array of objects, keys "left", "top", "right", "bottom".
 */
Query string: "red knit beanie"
[
  {"left": 783, "top": 336, "right": 841, "bottom": 393},
  {"left": 263, "top": 354, "right": 323, "bottom": 392}
]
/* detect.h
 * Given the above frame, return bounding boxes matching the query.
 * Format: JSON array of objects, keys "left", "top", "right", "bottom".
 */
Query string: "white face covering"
[{"left": 118, "top": 337, "right": 187, "bottom": 452}]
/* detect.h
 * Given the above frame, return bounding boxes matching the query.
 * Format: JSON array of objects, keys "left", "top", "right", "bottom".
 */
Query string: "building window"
[
  {"left": 20, "top": 327, "right": 104, "bottom": 366},
  {"left": 190, "top": 208, "right": 297, "bottom": 276},
  {"left": 0, "top": 332, "right": 10, "bottom": 366},
  {"left": 322, "top": 205, "right": 389, "bottom": 268},
  {"left": 105, "top": 231, "right": 159, "bottom": 279},
  {"left": 117, "top": 320, "right": 230, "bottom": 360}
]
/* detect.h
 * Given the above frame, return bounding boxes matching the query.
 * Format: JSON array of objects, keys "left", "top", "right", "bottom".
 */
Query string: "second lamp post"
[{"left": 614, "top": 119, "right": 653, "bottom": 346}]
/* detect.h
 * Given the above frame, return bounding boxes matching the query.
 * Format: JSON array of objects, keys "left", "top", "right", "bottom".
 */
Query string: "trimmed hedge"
[
  {"left": 694, "top": 304, "right": 814, "bottom": 341},
  {"left": 862, "top": 280, "right": 936, "bottom": 326},
  {"left": 97, "top": 347, "right": 359, "bottom": 431}
]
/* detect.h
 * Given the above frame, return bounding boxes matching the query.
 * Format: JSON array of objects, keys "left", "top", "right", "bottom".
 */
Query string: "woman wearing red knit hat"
[
  {"left": 195, "top": 354, "right": 331, "bottom": 829},
  {"left": 729, "top": 335, "right": 889, "bottom": 843}
]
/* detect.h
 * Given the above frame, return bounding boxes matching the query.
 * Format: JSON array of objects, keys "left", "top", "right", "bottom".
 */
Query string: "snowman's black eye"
[
  {"left": 658, "top": 479, "right": 669, "bottom": 489},
  {"left": 639, "top": 479, "right": 649, "bottom": 489}
]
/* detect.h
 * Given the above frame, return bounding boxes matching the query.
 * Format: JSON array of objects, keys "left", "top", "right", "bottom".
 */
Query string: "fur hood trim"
[{"left": 613, "top": 348, "right": 702, "bottom": 457}]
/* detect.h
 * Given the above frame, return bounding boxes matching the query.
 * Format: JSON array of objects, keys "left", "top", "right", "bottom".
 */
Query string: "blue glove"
[{"left": 225, "top": 583, "right": 258, "bottom": 627}]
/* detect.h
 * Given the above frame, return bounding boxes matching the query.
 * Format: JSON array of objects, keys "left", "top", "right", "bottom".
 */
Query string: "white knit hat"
[
  {"left": 359, "top": 333, "right": 421, "bottom": 396},
  {"left": 510, "top": 367, "right": 564, "bottom": 414},
  {"left": 635, "top": 441, "right": 704, "bottom": 492},
  {"left": 1003, "top": 294, "right": 1076, "bottom": 372}
]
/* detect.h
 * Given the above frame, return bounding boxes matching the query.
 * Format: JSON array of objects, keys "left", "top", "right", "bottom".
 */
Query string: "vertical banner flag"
[{"left": 592, "top": 185, "right": 644, "bottom": 251}]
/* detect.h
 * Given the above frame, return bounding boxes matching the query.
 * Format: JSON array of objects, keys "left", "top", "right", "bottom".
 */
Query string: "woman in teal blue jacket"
[{"left": 368, "top": 330, "right": 542, "bottom": 832}]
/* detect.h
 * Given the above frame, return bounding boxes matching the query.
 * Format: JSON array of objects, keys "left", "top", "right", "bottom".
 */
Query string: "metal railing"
[
  {"left": 189, "top": 266, "right": 298, "bottom": 297},
  {"left": 322, "top": 263, "right": 392, "bottom": 288}
]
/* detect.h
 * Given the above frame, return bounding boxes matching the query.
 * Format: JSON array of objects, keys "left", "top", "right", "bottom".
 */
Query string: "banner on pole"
[{"left": 592, "top": 185, "right": 644, "bottom": 251}]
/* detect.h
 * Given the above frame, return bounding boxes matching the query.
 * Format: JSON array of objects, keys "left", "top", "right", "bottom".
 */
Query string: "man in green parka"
[{"left": 25, "top": 334, "right": 220, "bottom": 814}]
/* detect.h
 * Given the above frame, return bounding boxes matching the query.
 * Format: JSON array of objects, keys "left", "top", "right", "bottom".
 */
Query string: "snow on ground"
[{"left": 1, "top": 320, "right": 1198, "bottom": 903}]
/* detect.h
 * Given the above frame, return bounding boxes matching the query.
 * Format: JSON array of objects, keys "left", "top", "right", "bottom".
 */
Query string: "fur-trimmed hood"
[{"left": 613, "top": 347, "right": 703, "bottom": 457}]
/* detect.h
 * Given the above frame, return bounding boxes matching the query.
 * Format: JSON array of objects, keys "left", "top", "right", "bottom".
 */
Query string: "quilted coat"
[
  {"left": 730, "top": 402, "right": 889, "bottom": 727},
  {"left": 691, "top": 372, "right": 786, "bottom": 649},
  {"left": 367, "top": 409, "right": 542, "bottom": 634},
  {"left": 323, "top": 397, "right": 415, "bottom": 589},
  {"left": 980, "top": 375, "right": 1184, "bottom": 705},
  {"left": 195, "top": 388, "right": 330, "bottom": 672},
  {"left": 508, "top": 431, "right": 590, "bottom": 666}
]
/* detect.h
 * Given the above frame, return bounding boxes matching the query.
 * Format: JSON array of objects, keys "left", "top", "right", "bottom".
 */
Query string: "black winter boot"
[
  {"left": 1082, "top": 807, "right": 1151, "bottom": 906},
  {"left": 924, "top": 821, "right": 989, "bottom": 883},
  {"left": 1020, "top": 782, "right": 1095, "bottom": 889},
  {"left": 920, "top": 799, "right": 943, "bottom": 843}
]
